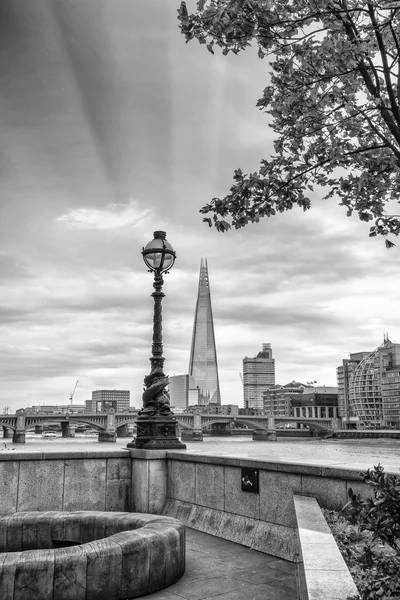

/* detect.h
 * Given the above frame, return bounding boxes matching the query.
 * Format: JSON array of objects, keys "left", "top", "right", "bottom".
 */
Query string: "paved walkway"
[{"left": 147, "top": 528, "right": 298, "bottom": 600}]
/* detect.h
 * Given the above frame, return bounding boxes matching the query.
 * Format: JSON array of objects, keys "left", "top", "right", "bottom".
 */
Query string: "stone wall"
[
  {"left": 156, "top": 452, "right": 372, "bottom": 562},
  {"left": 1, "top": 447, "right": 374, "bottom": 564},
  {"left": 0, "top": 450, "right": 131, "bottom": 514}
]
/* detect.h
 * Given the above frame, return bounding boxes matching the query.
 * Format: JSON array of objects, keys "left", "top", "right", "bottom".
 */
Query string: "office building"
[
  {"left": 381, "top": 368, "right": 400, "bottom": 428},
  {"left": 263, "top": 381, "right": 339, "bottom": 419},
  {"left": 188, "top": 259, "right": 221, "bottom": 405},
  {"left": 193, "top": 403, "right": 239, "bottom": 416},
  {"left": 337, "top": 336, "right": 400, "bottom": 429},
  {"left": 291, "top": 389, "right": 339, "bottom": 419},
  {"left": 90, "top": 389, "right": 130, "bottom": 413},
  {"left": 168, "top": 374, "right": 196, "bottom": 410},
  {"left": 243, "top": 343, "right": 275, "bottom": 410},
  {"left": 263, "top": 381, "right": 305, "bottom": 416},
  {"left": 336, "top": 352, "right": 369, "bottom": 426}
]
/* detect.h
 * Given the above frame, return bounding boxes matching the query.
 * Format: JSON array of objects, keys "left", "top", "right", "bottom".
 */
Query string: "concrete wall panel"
[
  {"left": 0, "top": 462, "right": 19, "bottom": 514},
  {"left": 107, "top": 458, "right": 131, "bottom": 481},
  {"left": 106, "top": 480, "right": 130, "bottom": 512},
  {"left": 168, "top": 460, "right": 195, "bottom": 503},
  {"left": 63, "top": 459, "right": 106, "bottom": 511},
  {"left": 251, "top": 520, "right": 300, "bottom": 562},
  {"left": 195, "top": 463, "right": 224, "bottom": 510},
  {"left": 224, "top": 466, "right": 260, "bottom": 519},
  {"left": 259, "top": 471, "right": 302, "bottom": 528},
  {"left": 301, "top": 475, "right": 347, "bottom": 511},
  {"left": 18, "top": 461, "right": 64, "bottom": 512},
  {"left": 148, "top": 460, "right": 168, "bottom": 513}
]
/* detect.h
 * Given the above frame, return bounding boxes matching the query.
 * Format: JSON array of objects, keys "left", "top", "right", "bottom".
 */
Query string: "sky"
[{"left": 1, "top": 0, "right": 400, "bottom": 413}]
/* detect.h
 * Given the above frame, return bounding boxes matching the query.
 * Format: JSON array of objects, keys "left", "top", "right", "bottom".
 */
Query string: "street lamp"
[{"left": 128, "top": 231, "right": 186, "bottom": 450}]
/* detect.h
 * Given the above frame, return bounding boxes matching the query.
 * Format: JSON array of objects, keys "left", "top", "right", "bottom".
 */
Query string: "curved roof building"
[
  {"left": 349, "top": 344, "right": 384, "bottom": 428},
  {"left": 348, "top": 336, "right": 400, "bottom": 428}
]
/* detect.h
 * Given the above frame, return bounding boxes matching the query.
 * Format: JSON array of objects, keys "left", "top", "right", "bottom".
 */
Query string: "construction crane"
[
  {"left": 239, "top": 373, "right": 243, "bottom": 384},
  {"left": 69, "top": 380, "right": 79, "bottom": 405}
]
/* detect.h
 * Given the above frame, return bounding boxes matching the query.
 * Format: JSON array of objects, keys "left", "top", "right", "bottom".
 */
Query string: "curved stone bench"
[{"left": 0, "top": 511, "right": 185, "bottom": 600}]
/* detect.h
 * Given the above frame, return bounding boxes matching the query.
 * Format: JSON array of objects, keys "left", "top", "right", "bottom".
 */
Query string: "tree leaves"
[
  {"left": 178, "top": 0, "right": 400, "bottom": 246},
  {"left": 346, "top": 464, "right": 400, "bottom": 553}
]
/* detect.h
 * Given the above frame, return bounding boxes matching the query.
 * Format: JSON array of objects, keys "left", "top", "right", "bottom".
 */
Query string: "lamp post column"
[
  {"left": 127, "top": 231, "right": 186, "bottom": 450},
  {"left": 150, "top": 272, "right": 165, "bottom": 372}
]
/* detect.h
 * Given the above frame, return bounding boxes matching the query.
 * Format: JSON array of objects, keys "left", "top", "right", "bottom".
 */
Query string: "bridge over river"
[{"left": 0, "top": 408, "right": 341, "bottom": 443}]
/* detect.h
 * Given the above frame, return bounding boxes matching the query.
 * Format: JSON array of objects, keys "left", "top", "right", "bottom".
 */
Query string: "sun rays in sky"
[{"left": 0, "top": 0, "right": 399, "bottom": 411}]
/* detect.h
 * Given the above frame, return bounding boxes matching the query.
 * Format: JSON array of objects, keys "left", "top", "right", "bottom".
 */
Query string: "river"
[
  {"left": 183, "top": 436, "right": 400, "bottom": 473},
  {"left": 2, "top": 433, "right": 399, "bottom": 474}
]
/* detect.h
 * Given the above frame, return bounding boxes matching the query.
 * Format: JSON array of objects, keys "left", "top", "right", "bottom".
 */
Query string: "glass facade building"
[
  {"left": 349, "top": 346, "right": 384, "bottom": 428},
  {"left": 168, "top": 374, "right": 196, "bottom": 410},
  {"left": 381, "top": 368, "right": 400, "bottom": 428},
  {"left": 188, "top": 259, "right": 221, "bottom": 405},
  {"left": 243, "top": 344, "right": 275, "bottom": 410},
  {"left": 336, "top": 352, "right": 369, "bottom": 425},
  {"left": 340, "top": 337, "right": 400, "bottom": 429},
  {"left": 89, "top": 390, "right": 130, "bottom": 413}
]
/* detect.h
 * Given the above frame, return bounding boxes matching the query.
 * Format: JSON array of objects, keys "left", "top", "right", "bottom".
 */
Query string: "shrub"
[
  {"left": 327, "top": 464, "right": 400, "bottom": 599},
  {"left": 347, "top": 464, "right": 400, "bottom": 553},
  {"left": 324, "top": 508, "right": 400, "bottom": 599}
]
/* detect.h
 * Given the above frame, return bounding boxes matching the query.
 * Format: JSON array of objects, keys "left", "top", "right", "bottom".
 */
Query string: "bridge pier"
[
  {"left": 252, "top": 430, "right": 277, "bottom": 441},
  {"left": 99, "top": 407, "right": 116, "bottom": 442},
  {"left": 117, "top": 424, "right": 134, "bottom": 438},
  {"left": 253, "top": 415, "right": 276, "bottom": 441},
  {"left": 2, "top": 426, "right": 13, "bottom": 439},
  {"left": 13, "top": 430, "right": 26, "bottom": 443},
  {"left": 35, "top": 425, "right": 44, "bottom": 435},
  {"left": 99, "top": 430, "right": 117, "bottom": 442},
  {"left": 181, "top": 407, "right": 203, "bottom": 441},
  {"left": 13, "top": 409, "right": 26, "bottom": 444},
  {"left": 61, "top": 422, "right": 76, "bottom": 438}
]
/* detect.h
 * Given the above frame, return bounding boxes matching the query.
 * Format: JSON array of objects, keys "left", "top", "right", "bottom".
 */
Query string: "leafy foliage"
[
  {"left": 324, "top": 505, "right": 400, "bottom": 599},
  {"left": 346, "top": 464, "right": 400, "bottom": 553},
  {"left": 353, "top": 549, "right": 400, "bottom": 599},
  {"left": 178, "top": 0, "right": 400, "bottom": 246}
]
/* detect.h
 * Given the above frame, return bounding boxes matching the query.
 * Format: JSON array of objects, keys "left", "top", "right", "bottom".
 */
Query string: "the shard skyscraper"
[{"left": 188, "top": 259, "right": 221, "bottom": 405}]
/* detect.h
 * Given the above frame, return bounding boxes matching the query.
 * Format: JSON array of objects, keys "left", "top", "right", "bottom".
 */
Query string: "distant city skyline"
[{"left": 1, "top": 0, "right": 400, "bottom": 413}]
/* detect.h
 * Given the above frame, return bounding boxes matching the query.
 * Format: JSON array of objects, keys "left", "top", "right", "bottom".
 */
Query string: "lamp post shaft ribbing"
[{"left": 150, "top": 272, "right": 165, "bottom": 371}]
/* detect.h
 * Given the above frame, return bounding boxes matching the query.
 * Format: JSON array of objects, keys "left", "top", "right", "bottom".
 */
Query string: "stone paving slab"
[{"left": 146, "top": 528, "right": 298, "bottom": 600}]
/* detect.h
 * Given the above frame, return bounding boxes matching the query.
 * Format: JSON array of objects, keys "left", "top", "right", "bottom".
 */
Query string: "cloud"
[
  {"left": 0, "top": 253, "right": 32, "bottom": 280},
  {"left": 57, "top": 199, "right": 153, "bottom": 231},
  {"left": 1, "top": 0, "right": 400, "bottom": 414}
]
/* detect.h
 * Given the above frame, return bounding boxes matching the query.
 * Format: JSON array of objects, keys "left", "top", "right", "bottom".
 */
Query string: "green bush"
[
  {"left": 350, "top": 549, "right": 400, "bottom": 599},
  {"left": 337, "top": 464, "right": 400, "bottom": 599},
  {"left": 347, "top": 464, "right": 400, "bottom": 553}
]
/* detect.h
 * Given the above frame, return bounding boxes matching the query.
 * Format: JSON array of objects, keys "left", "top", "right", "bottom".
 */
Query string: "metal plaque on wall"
[{"left": 241, "top": 467, "right": 259, "bottom": 494}]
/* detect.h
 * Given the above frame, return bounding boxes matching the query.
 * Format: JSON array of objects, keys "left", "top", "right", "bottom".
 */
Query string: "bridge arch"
[
  {"left": 1, "top": 424, "right": 16, "bottom": 432},
  {"left": 176, "top": 421, "right": 194, "bottom": 431},
  {"left": 232, "top": 419, "right": 268, "bottom": 431},
  {"left": 275, "top": 419, "right": 332, "bottom": 432},
  {"left": 201, "top": 419, "right": 232, "bottom": 430}
]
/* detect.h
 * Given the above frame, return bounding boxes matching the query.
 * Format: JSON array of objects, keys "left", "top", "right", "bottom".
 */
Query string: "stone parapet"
[
  {"left": 160, "top": 452, "right": 374, "bottom": 562},
  {"left": 294, "top": 495, "right": 359, "bottom": 600},
  {"left": 0, "top": 446, "right": 375, "bottom": 572},
  {"left": 0, "top": 451, "right": 131, "bottom": 514}
]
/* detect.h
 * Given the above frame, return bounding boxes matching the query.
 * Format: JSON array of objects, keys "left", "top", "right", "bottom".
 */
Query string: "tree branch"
[{"left": 367, "top": 1, "right": 400, "bottom": 128}]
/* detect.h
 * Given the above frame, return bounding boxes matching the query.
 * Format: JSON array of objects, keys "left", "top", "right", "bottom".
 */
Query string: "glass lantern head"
[{"left": 142, "top": 231, "right": 176, "bottom": 273}]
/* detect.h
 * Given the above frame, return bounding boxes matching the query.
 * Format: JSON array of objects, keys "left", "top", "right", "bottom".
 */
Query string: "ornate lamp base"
[{"left": 127, "top": 416, "right": 186, "bottom": 450}]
